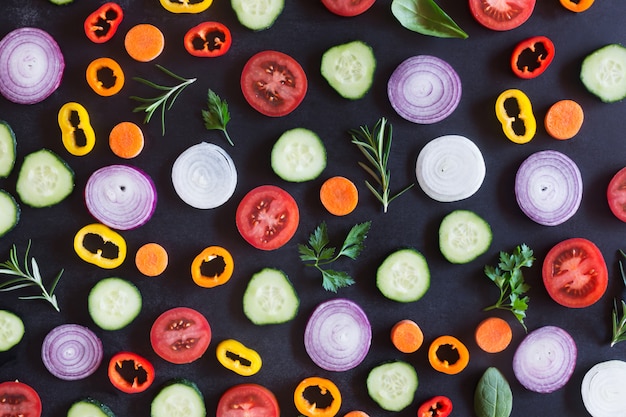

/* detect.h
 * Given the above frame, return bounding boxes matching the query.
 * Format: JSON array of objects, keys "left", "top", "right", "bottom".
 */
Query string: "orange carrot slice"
[
  {"left": 135, "top": 242, "right": 168, "bottom": 277},
  {"left": 390, "top": 319, "right": 424, "bottom": 353},
  {"left": 124, "top": 23, "right": 165, "bottom": 62},
  {"left": 320, "top": 176, "right": 358, "bottom": 216},
  {"left": 544, "top": 99, "right": 584, "bottom": 140},
  {"left": 344, "top": 412, "right": 370, "bottom": 417},
  {"left": 475, "top": 316, "right": 513, "bottom": 353},
  {"left": 109, "top": 121, "right": 145, "bottom": 159}
]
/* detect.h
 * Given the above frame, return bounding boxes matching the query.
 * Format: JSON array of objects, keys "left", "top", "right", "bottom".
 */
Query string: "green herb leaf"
[
  {"left": 611, "top": 250, "right": 626, "bottom": 346},
  {"left": 338, "top": 221, "right": 372, "bottom": 260},
  {"left": 474, "top": 367, "right": 513, "bottom": 417},
  {"left": 391, "top": 0, "right": 468, "bottom": 39},
  {"left": 322, "top": 270, "right": 355, "bottom": 293},
  {"left": 202, "top": 89, "right": 234, "bottom": 146}
]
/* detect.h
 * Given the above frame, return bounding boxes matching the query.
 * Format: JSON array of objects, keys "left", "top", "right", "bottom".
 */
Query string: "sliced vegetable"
[
  {"left": 58, "top": 102, "right": 96, "bottom": 156},
  {"left": 417, "top": 395, "right": 453, "bottom": 417},
  {"left": 0, "top": 190, "right": 19, "bottom": 238},
  {"left": 515, "top": 150, "right": 582, "bottom": 226},
  {"left": 191, "top": 246, "right": 234, "bottom": 288},
  {"left": 41, "top": 323, "right": 103, "bottom": 380},
  {"left": 74, "top": 223, "right": 127, "bottom": 269},
  {"left": 86, "top": 57, "right": 125, "bottom": 97},
  {"left": 608, "top": 167, "right": 626, "bottom": 222},
  {"left": 560, "top": 0, "right": 594, "bottom": 12},
  {"left": 376, "top": 247, "right": 430, "bottom": 302},
  {"left": 391, "top": 0, "right": 468, "bottom": 39},
  {"left": 439, "top": 209, "right": 491, "bottom": 264},
  {"left": 388, "top": 55, "right": 461, "bottom": 124},
  {"left": 320, "top": 176, "right": 358, "bottom": 216},
  {"left": 231, "top": 0, "right": 284, "bottom": 30},
  {"left": 0, "top": 309, "right": 24, "bottom": 351},
  {"left": 124, "top": 24, "right": 165, "bottom": 62},
  {"left": 150, "top": 307, "right": 211, "bottom": 364},
  {"left": 84, "top": 2, "right": 124, "bottom": 44},
  {"left": 469, "top": 0, "right": 535, "bottom": 31},
  {"left": 16, "top": 148, "right": 74, "bottom": 208},
  {"left": 217, "top": 384, "right": 279, "bottom": 417},
  {"left": 49, "top": 0, "right": 73, "bottom": 4},
  {"left": 320, "top": 40, "right": 376, "bottom": 99},
  {"left": 366, "top": 361, "right": 418, "bottom": 412},
  {"left": 580, "top": 43, "right": 626, "bottom": 103},
  {"left": 428, "top": 335, "right": 470, "bottom": 374},
  {"left": 495, "top": 88, "right": 536, "bottom": 144},
  {"left": 0, "top": 120, "right": 17, "bottom": 177},
  {"left": 215, "top": 339, "right": 262, "bottom": 376},
  {"left": 474, "top": 367, "right": 512, "bottom": 417},
  {"left": 171, "top": 142, "right": 237, "bottom": 209},
  {"left": 184, "top": 22, "right": 231, "bottom": 58},
  {"left": 242, "top": 267, "right": 299, "bottom": 325},
  {"left": 474, "top": 317, "right": 512, "bottom": 353},
  {"left": 390, "top": 319, "right": 424, "bottom": 353},
  {"left": 151, "top": 379, "right": 206, "bottom": 417},
  {"left": 321, "top": 0, "right": 375, "bottom": 16},
  {"left": 0, "top": 27, "right": 64, "bottom": 104},
  {"left": 108, "top": 351, "right": 155, "bottom": 393},
  {"left": 108, "top": 121, "right": 144, "bottom": 159},
  {"left": 544, "top": 99, "right": 584, "bottom": 140},
  {"left": 344, "top": 411, "right": 369, "bottom": 417},
  {"left": 0, "top": 381, "right": 42, "bottom": 417},
  {"left": 581, "top": 360, "right": 626, "bottom": 417},
  {"left": 67, "top": 398, "right": 116, "bottom": 417},
  {"left": 271, "top": 128, "right": 326, "bottom": 182},
  {"left": 511, "top": 36, "right": 555, "bottom": 79},
  {"left": 135, "top": 242, "right": 168, "bottom": 277},
  {"left": 415, "top": 134, "right": 485, "bottom": 202},
  {"left": 88, "top": 277, "right": 142, "bottom": 330},
  {"left": 159, "top": 0, "right": 213, "bottom": 13},
  {"left": 202, "top": 89, "right": 234, "bottom": 146},
  {"left": 294, "top": 376, "right": 341, "bottom": 417}
]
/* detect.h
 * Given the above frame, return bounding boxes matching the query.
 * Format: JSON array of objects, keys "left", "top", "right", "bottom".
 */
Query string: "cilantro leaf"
[{"left": 202, "top": 89, "right": 234, "bottom": 146}]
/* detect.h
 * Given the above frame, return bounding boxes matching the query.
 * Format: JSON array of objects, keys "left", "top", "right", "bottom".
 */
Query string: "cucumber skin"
[
  {"left": 439, "top": 209, "right": 492, "bottom": 264},
  {"left": 0, "top": 309, "right": 24, "bottom": 352},
  {"left": 271, "top": 128, "right": 326, "bottom": 183},
  {"left": 367, "top": 361, "right": 418, "bottom": 412},
  {"left": 376, "top": 248, "right": 430, "bottom": 303},
  {"left": 243, "top": 268, "right": 299, "bottom": 325},
  {"left": 0, "top": 190, "right": 19, "bottom": 238},
  {"left": 580, "top": 43, "right": 626, "bottom": 103},
  {"left": 67, "top": 397, "right": 116, "bottom": 417},
  {"left": 88, "top": 278, "right": 142, "bottom": 331},
  {"left": 16, "top": 148, "right": 74, "bottom": 208},
  {"left": 231, "top": 0, "right": 284, "bottom": 31},
  {"left": 321, "top": 40, "right": 376, "bottom": 100},
  {"left": 151, "top": 379, "right": 205, "bottom": 417},
  {"left": 0, "top": 120, "right": 16, "bottom": 178}
]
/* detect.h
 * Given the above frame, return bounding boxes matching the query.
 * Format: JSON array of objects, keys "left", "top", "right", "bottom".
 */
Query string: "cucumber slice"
[
  {"left": 67, "top": 398, "right": 116, "bottom": 417},
  {"left": 0, "top": 190, "right": 19, "bottom": 238},
  {"left": 0, "top": 310, "right": 25, "bottom": 352},
  {"left": 439, "top": 209, "right": 492, "bottom": 264},
  {"left": 151, "top": 379, "right": 206, "bottom": 417},
  {"left": 243, "top": 268, "right": 299, "bottom": 325},
  {"left": 88, "top": 277, "right": 142, "bottom": 331},
  {"left": 376, "top": 248, "right": 430, "bottom": 303},
  {"left": 0, "top": 120, "right": 16, "bottom": 178},
  {"left": 231, "top": 0, "right": 284, "bottom": 31},
  {"left": 581, "top": 43, "right": 626, "bottom": 103},
  {"left": 15, "top": 148, "right": 74, "bottom": 208},
  {"left": 367, "top": 360, "right": 418, "bottom": 412},
  {"left": 49, "top": 0, "right": 74, "bottom": 4},
  {"left": 271, "top": 128, "right": 326, "bottom": 182},
  {"left": 321, "top": 40, "right": 376, "bottom": 100}
]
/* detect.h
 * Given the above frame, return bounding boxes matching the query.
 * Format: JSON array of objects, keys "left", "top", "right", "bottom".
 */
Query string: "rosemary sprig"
[
  {"left": 130, "top": 64, "right": 197, "bottom": 136},
  {"left": 0, "top": 241, "right": 63, "bottom": 312},
  {"left": 349, "top": 117, "right": 414, "bottom": 213},
  {"left": 611, "top": 250, "right": 626, "bottom": 347}
]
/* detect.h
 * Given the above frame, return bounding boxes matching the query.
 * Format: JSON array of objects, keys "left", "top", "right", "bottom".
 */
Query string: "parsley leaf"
[{"left": 202, "top": 89, "right": 234, "bottom": 146}]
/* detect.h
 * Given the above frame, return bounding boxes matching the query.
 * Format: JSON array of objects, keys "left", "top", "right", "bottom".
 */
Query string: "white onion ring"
[
  {"left": 515, "top": 150, "right": 582, "bottom": 226},
  {"left": 171, "top": 142, "right": 237, "bottom": 209},
  {"left": 581, "top": 360, "right": 626, "bottom": 417},
  {"left": 84, "top": 164, "right": 157, "bottom": 230},
  {"left": 388, "top": 55, "right": 461, "bottom": 124},
  {"left": 0, "top": 27, "right": 64, "bottom": 104},
  {"left": 41, "top": 324, "right": 103, "bottom": 381},
  {"left": 304, "top": 298, "right": 371, "bottom": 372}
]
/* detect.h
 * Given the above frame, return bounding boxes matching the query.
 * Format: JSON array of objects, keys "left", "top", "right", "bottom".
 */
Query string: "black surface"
[{"left": 1, "top": 0, "right": 625, "bottom": 416}]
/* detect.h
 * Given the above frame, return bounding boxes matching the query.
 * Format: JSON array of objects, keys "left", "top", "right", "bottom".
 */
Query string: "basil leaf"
[
  {"left": 474, "top": 367, "right": 513, "bottom": 417},
  {"left": 391, "top": 0, "right": 468, "bottom": 39}
]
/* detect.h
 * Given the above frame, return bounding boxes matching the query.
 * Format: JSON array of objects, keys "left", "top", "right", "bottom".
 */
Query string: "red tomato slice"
[
  {"left": 607, "top": 167, "right": 626, "bottom": 222},
  {"left": 468, "top": 0, "right": 536, "bottom": 31},
  {"left": 542, "top": 238, "right": 608, "bottom": 308},
  {"left": 216, "top": 384, "right": 280, "bottom": 417},
  {"left": 150, "top": 307, "right": 212, "bottom": 364},
  {"left": 236, "top": 185, "right": 299, "bottom": 251},
  {"left": 321, "top": 0, "right": 376, "bottom": 17},
  {"left": 0, "top": 381, "right": 42, "bottom": 417},
  {"left": 240, "top": 50, "right": 307, "bottom": 117}
]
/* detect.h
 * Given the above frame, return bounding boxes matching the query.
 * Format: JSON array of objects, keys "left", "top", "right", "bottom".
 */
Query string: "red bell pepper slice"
[
  {"left": 184, "top": 21, "right": 232, "bottom": 58},
  {"left": 84, "top": 2, "right": 124, "bottom": 44},
  {"left": 418, "top": 395, "right": 453, "bottom": 417},
  {"left": 511, "top": 36, "right": 555, "bottom": 79},
  {"left": 108, "top": 351, "right": 155, "bottom": 393}
]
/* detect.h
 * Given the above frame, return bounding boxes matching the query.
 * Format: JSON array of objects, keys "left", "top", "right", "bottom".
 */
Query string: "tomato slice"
[
  {"left": 0, "top": 381, "right": 42, "bottom": 417},
  {"left": 321, "top": 0, "right": 376, "bottom": 17},
  {"left": 240, "top": 50, "right": 307, "bottom": 117},
  {"left": 607, "top": 167, "right": 626, "bottom": 222},
  {"left": 542, "top": 238, "right": 608, "bottom": 308},
  {"left": 150, "top": 307, "right": 212, "bottom": 364},
  {"left": 468, "top": 0, "right": 536, "bottom": 31},
  {"left": 236, "top": 185, "right": 299, "bottom": 251},
  {"left": 216, "top": 384, "right": 280, "bottom": 417}
]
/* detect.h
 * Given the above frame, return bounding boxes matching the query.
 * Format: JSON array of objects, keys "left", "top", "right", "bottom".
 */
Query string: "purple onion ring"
[{"left": 41, "top": 324, "right": 103, "bottom": 381}]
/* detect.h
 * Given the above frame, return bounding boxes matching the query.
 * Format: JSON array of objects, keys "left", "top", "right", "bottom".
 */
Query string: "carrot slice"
[
  {"left": 544, "top": 99, "right": 584, "bottom": 140},
  {"left": 124, "top": 23, "right": 165, "bottom": 62},
  {"left": 135, "top": 242, "right": 168, "bottom": 277},
  {"left": 344, "top": 412, "right": 370, "bottom": 417},
  {"left": 390, "top": 319, "right": 424, "bottom": 353},
  {"left": 474, "top": 317, "right": 513, "bottom": 353},
  {"left": 109, "top": 121, "right": 145, "bottom": 159},
  {"left": 320, "top": 176, "right": 358, "bottom": 216}
]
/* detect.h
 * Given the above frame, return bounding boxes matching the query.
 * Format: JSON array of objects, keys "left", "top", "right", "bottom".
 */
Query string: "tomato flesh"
[
  {"left": 150, "top": 307, "right": 212, "bottom": 364},
  {"left": 607, "top": 167, "right": 626, "bottom": 222},
  {"left": 0, "top": 381, "right": 42, "bottom": 417},
  {"left": 321, "top": 0, "right": 376, "bottom": 17},
  {"left": 468, "top": 0, "right": 536, "bottom": 31},
  {"left": 216, "top": 384, "right": 279, "bottom": 417},
  {"left": 542, "top": 238, "right": 608, "bottom": 308}
]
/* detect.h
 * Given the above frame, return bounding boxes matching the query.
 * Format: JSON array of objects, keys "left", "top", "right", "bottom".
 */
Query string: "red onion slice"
[
  {"left": 388, "top": 55, "right": 461, "bottom": 124},
  {"left": 85, "top": 164, "right": 157, "bottom": 230},
  {"left": 515, "top": 150, "right": 582, "bottom": 226},
  {"left": 512, "top": 325, "right": 577, "bottom": 393},
  {"left": 581, "top": 360, "right": 626, "bottom": 417},
  {"left": 0, "top": 27, "right": 64, "bottom": 104},
  {"left": 304, "top": 298, "right": 371, "bottom": 372},
  {"left": 41, "top": 324, "right": 103, "bottom": 381}
]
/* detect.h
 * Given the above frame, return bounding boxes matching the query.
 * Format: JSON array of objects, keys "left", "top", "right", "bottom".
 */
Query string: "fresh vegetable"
[
  {"left": 580, "top": 43, "right": 626, "bottom": 103},
  {"left": 151, "top": 379, "right": 206, "bottom": 417},
  {"left": 41, "top": 323, "right": 103, "bottom": 380},
  {"left": 376, "top": 247, "right": 430, "bottom": 302},
  {"left": 171, "top": 142, "right": 237, "bottom": 209},
  {"left": 495, "top": 88, "right": 536, "bottom": 144},
  {"left": 319, "top": 176, "right": 358, "bottom": 216},
  {"left": 84, "top": 2, "right": 124, "bottom": 44},
  {"left": 611, "top": 250, "right": 626, "bottom": 346},
  {"left": 73, "top": 223, "right": 127, "bottom": 269},
  {"left": 0, "top": 120, "right": 16, "bottom": 177},
  {"left": 299, "top": 221, "right": 371, "bottom": 292},
  {"left": 86, "top": 57, "right": 125, "bottom": 97},
  {"left": 366, "top": 361, "right": 418, "bottom": 412},
  {"left": 0, "top": 190, "right": 19, "bottom": 238},
  {"left": 0, "top": 240, "right": 63, "bottom": 312},
  {"left": 88, "top": 277, "right": 142, "bottom": 330},
  {"left": 0, "top": 381, "right": 42, "bottom": 417},
  {"left": 417, "top": 395, "right": 453, "bottom": 417},
  {"left": 304, "top": 298, "right": 371, "bottom": 372},
  {"left": 439, "top": 209, "right": 492, "bottom": 264},
  {"left": 415, "top": 135, "right": 485, "bottom": 202},
  {"left": 190, "top": 246, "right": 234, "bottom": 288},
  {"left": 320, "top": 40, "right": 376, "bottom": 99},
  {"left": 483, "top": 244, "right": 534, "bottom": 330},
  {"left": 184, "top": 22, "right": 231, "bottom": 57},
  {"left": 428, "top": 335, "right": 470, "bottom": 374},
  {"left": 542, "top": 237, "right": 608, "bottom": 308},
  {"left": 202, "top": 89, "right": 234, "bottom": 146},
  {"left": 0, "top": 309, "right": 24, "bottom": 351},
  {"left": 236, "top": 185, "right": 300, "bottom": 251},
  {"left": 215, "top": 339, "right": 262, "bottom": 376},
  {"left": 131, "top": 65, "right": 197, "bottom": 135},
  {"left": 108, "top": 351, "right": 155, "bottom": 393},
  {"left": 321, "top": 0, "right": 375, "bottom": 16},
  {"left": 49, "top": 0, "right": 73, "bottom": 4},
  {"left": 0, "top": 27, "right": 64, "bottom": 104},
  {"left": 344, "top": 411, "right": 369, "bottom": 417},
  {"left": 474, "top": 367, "right": 513, "bottom": 417},
  {"left": 390, "top": 319, "right": 424, "bottom": 353},
  {"left": 271, "top": 128, "right": 327, "bottom": 182},
  {"left": 16, "top": 148, "right": 74, "bottom": 208},
  {"left": 560, "top": 0, "right": 594, "bottom": 12},
  {"left": 349, "top": 117, "right": 414, "bottom": 212},
  {"left": 511, "top": 36, "right": 555, "bottom": 79},
  {"left": 242, "top": 267, "right": 299, "bottom": 325},
  {"left": 217, "top": 384, "right": 279, "bottom": 417},
  {"left": 581, "top": 360, "right": 626, "bottom": 417},
  {"left": 608, "top": 167, "right": 626, "bottom": 222},
  {"left": 544, "top": 99, "right": 584, "bottom": 140},
  {"left": 108, "top": 121, "right": 144, "bottom": 159},
  {"left": 240, "top": 50, "right": 308, "bottom": 117},
  {"left": 124, "top": 24, "right": 165, "bottom": 62},
  {"left": 469, "top": 0, "right": 535, "bottom": 31},
  {"left": 135, "top": 243, "right": 168, "bottom": 277},
  {"left": 231, "top": 0, "right": 284, "bottom": 30},
  {"left": 474, "top": 317, "right": 512, "bottom": 353},
  {"left": 388, "top": 55, "right": 461, "bottom": 124},
  {"left": 150, "top": 307, "right": 211, "bottom": 364},
  {"left": 294, "top": 376, "right": 341, "bottom": 417},
  {"left": 515, "top": 150, "right": 582, "bottom": 226},
  {"left": 159, "top": 0, "right": 213, "bottom": 13},
  {"left": 391, "top": 0, "right": 468, "bottom": 39},
  {"left": 58, "top": 102, "right": 96, "bottom": 156},
  {"left": 67, "top": 398, "right": 116, "bottom": 417}
]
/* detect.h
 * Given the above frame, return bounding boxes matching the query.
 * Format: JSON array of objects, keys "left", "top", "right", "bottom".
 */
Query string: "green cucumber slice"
[
  {"left": 151, "top": 379, "right": 205, "bottom": 417},
  {"left": 376, "top": 248, "right": 430, "bottom": 302},
  {"left": 88, "top": 277, "right": 142, "bottom": 331},
  {"left": 0, "top": 190, "right": 19, "bottom": 238},
  {"left": 0, "top": 310, "right": 25, "bottom": 352},
  {"left": 231, "top": 0, "right": 284, "bottom": 31},
  {"left": 49, "top": 0, "right": 74, "bottom": 4},
  {"left": 271, "top": 128, "right": 326, "bottom": 182},
  {"left": 243, "top": 268, "right": 299, "bottom": 325},
  {"left": 67, "top": 398, "right": 116, "bottom": 417},
  {"left": 0, "top": 120, "right": 16, "bottom": 178},
  {"left": 15, "top": 148, "right": 74, "bottom": 208},
  {"left": 439, "top": 209, "right": 492, "bottom": 264},
  {"left": 321, "top": 40, "right": 376, "bottom": 100},
  {"left": 580, "top": 43, "right": 626, "bottom": 103},
  {"left": 367, "top": 360, "right": 418, "bottom": 412}
]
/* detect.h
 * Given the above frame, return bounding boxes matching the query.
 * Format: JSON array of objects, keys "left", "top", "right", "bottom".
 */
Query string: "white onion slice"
[
  {"left": 515, "top": 150, "right": 582, "bottom": 226},
  {"left": 581, "top": 360, "right": 626, "bottom": 417},
  {"left": 415, "top": 134, "right": 485, "bottom": 202},
  {"left": 41, "top": 324, "right": 103, "bottom": 381},
  {"left": 0, "top": 27, "right": 64, "bottom": 104},
  {"left": 171, "top": 142, "right": 237, "bottom": 209},
  {"left": 304, "top": 298, "right": 371, "bottom": 372},
  {"left": 512, "top": 325, "right": 577, "bottom": 393}
]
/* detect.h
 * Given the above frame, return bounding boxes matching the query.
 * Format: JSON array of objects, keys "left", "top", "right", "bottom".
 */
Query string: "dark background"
[{"left": 1, "top": 0, "right": 625, "bottom": 416}]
